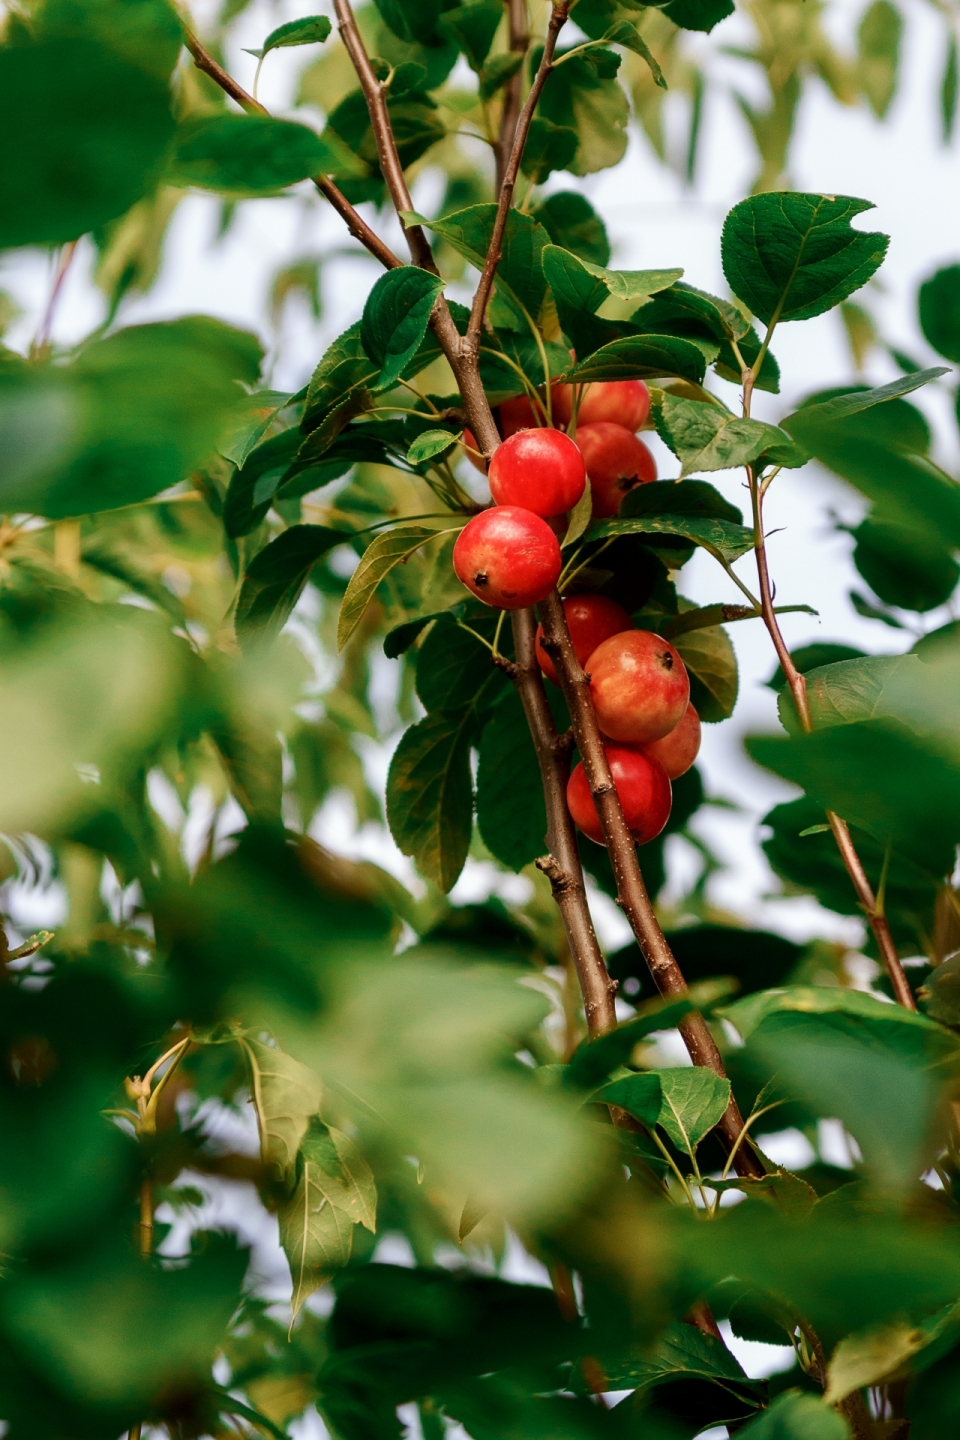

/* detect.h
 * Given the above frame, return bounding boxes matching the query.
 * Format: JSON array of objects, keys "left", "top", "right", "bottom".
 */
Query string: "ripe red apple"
[
  {"left": 567, "top": 745, "right": 672, "bottom": 845},
  {"left": 535, "top": 594, "right": 633, "bottom": 685},
  {"left": 641, "top": 701, "right": 701, "bottom": 780},
  {"left": 576, "top": 422, "right": 657, "bottom": 518},
  {"left": 488, "top": 428, "right": 586, "bottom": 519},
  {"left": 586, "top": 629, "right": 689, "bottom": 744},
  {"left": 553, "top": 380, "right": 651, "bottom": 433},
  {"left": 453, "top": 506, "right": 562, "bottom": 609},
  {"left": 499, "top": 393, "right": 541, "bottom": 437}
]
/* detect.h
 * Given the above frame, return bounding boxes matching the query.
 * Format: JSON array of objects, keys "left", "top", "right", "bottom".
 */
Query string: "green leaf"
[
  {"left": 653, "top": 391, "right": 804, "bottom": 477},
  {"left": 218, "top": 389, "right": 294, "bottom": 468},
  {"left": 537, "top": 45, "right": 629, "bottom": 175},
  {"left": 675, "top": 621, "right": 739, "bottom": 721},
  {"left": 593, "top": 1070, "right": 663, "bottom": 1126},
  {"left": 237, "top": 526, "right": 349, "bottom": 645},
  {"left": 610, "top": 924, "right": 802, "bottom": 1002},
  {"left": 721, "top": 984, "right": 956, "bottom": 1055},
  {"left": 417, "top": 205, "right": 551, "bottom": 320},
  {"left": 783, "top": 367, "right": 947, "bottom": 430},
  {"left": 564, "top": 334, "right": 709, "bottom": 385},
  {"left": 736, "top": 1391, "right": 850, "bottom": 1439},
  {"left": 439, "top": 1, "right": 503, "bottom": 69},
  {"left": 478, "top": 51, "right": 524, "bottom": 100},
  {"left": 604, "top": 21, "right": 666, "bottom": 88},
  {"left": 0, "top": 37, "right": 174, "bottom": 247},
  {"left": 302, "top": 321, "right": 380, "bottom": 434},
  {"left": 852, "top": 515, "right": 959, "bottom": 613},
  {"left": 604, "top": 1317, "right": 759, "bottom": 1398},
  {"left": 240, "top": 1035, "right": 324, "bottom": 1186},
  {"left": 919, "top": 264, "right": 960, "bottom": 363},
  {"left": 857, "top": 0, "right": 902, "bottom": 120},
  {"left": 532, "top": 192, "right": 610, "bottom": 267},
  {"left": 247, "top": 14, "right": 332, "bottom": 58},
  {"left": 360, "top": 267, "right": 445, "bottom": 390},
  {"left": 406, "top": 428, "right": 460, "bottom": 465},
  {"left": 386, "top": 709, "right": 475, "bottom": 891},
  {"left": 543, "top": 244, "right": 678, "bottom": 358},
  {"left": 0, "top": 317, "right": 262, "bottom": 518},
  {"left": 943, "top": 33, "right": 959, "bottom": 144},
  {"left": 825, "top": 1321, "right": 931, "bottom": 1405},
  {"left": 587, "top": 481, "right": 755, "bottom": 564},
  {"left": 170, "top": 114, "right": 354, "bottom": 195},
  {"left": 637, "top": 280, "right": 751, "bottom": 342},
  {"left": 476, "top": 688, "right": 549, "bottom": 871},
  {"left": 338, "top": 526, "right": 456, "bottom": 653},
  {"left": 520, "top": 116, "right": 580, "bottom": 184},
  {"left": 325, "top": 88, "right": 446, "bottom": 193},
  {"left": 416, "top": 615, "right": 505, "bottom": 713},
  {"left": 654, "top": 1067, "right": 731, "bottom": 1154},
  {"left": 38, "top": 0, "right": 184, "bottom": 81},
  {"left": 721, "top": 193, "right": 890, "bottom": 326},
  {"left": 563, "top": 481, "right": 595, "bottom": 550},
  {"left": 766, "top": 642, "right": 867, "bottom": 691},
  {"left": 300, "top": 1118, "right": 377, "bottom": 1232},
  {"left": 279, "top": 1151, "right": 356, "bottom": 1321},
  {"left": 661, "top": 0, "right": 734, "bottom": 34},
  {"left": 565, "top": 985, "right": 731, "bottom": 1088}
]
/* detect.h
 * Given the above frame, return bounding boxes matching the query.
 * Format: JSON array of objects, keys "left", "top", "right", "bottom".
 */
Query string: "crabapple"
[
  {"left": 641, "top": 701, "right": 701, "bottom": 780},
  {"left": 553, "top": 380, "right": 651, "bottom": 433},
  {"left": 453, "top": 506, "right": 561, "bottom": 609},
  {"left": 499, "top": 388, "right": 572, "bottom": 437},
  {"left": 566, "top": 745, "right": 672, "bottom": 845},
  {"left": 535, "top": 594, "right": 633, "bottom": 686},
  {"left": 488, "top": 427, "right": 586, "bottom": 518},
  {"left": 576, "top": 422, "right": 656, "bottom": 518},
  {"left": 586, "top": 629, "right": 689, "bottom": 744}
]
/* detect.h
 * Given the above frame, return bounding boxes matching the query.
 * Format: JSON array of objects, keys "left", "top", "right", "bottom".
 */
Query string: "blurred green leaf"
[
  {"left": 537, "top": 46, "right": 629, "bottom": 175},
  {"left": 858, "top": 0, "right": 902, "bottom": 119},
  {"left": 852, "top": 515, "right": 959, "bottom": 613},
  {"left": 361, "top": 266, "right": 445, "bottom": 391},
  {"left": 280, "top": 1118, "right": 375, "bottom": 1319},
  {"left": 0, "top": 37, "right": 175, "bottom": 247},
  {"left": 171, "top": 115, "right": 357, "bottom": 195},
  {"left": 722, "top": 193, "right": 889, "bottom": 326},
  {"left": 533, "top": 193, "right": 610, "bottom": 267},
  {"left": 609, "top": 925, "right": 803, "bottom": 1001},
  {"left": 919, "top": 264, "right": 960, "bottom": 364},
  {"left": 240, "top": 1034, "right": 325, "bottom": 1185},
  {"left": 661, "top": 0, "right": 734, "bottom": 33},
  {"left": 439, "top": 1, "right": 503, "bottom": 69},
  {"left": 736, "top": 1391, "right": 850, "bottom": 1438},
  {"left": 237, "top": 526, "right": 349, "bottom": 645},
  {"left": 605, "top": 21, "right": 666, "bottom": 88},
  {"left": 38, "top": 0, "right": 184, "bottom": 80},
  {"left": 520, "top": 116, "right": 580, "bottom": 184}
]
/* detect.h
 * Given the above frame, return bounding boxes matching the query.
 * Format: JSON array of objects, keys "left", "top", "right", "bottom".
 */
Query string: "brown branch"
[
  {"left": 495, "top": 0, "right": 530, "bottom": 192},
  {"left": 747, "top": 468, "right": 917, "bottom": 1011},
  {"left": 537, "top": 590, "right": 764, "bottom": 1177},
  {"left": 511, "top": 610, "right": 616, "bottom": 1037},
  {"left": 183, "top": 30, "right": 403, "bottom": 271},
  {"left": 467, "top": 2, "right": 570, "bottom": 347}
]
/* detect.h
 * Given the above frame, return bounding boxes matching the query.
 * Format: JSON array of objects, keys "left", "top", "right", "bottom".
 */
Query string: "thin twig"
[
  {"left": 183, "top": 29, "right": 402, "bottom": 271},
  {"left": 496, "top": 0, "right": 529, "bottom": 192},
  {"left": 745, "top": 464, "right": 917, "bottom": 1011},
  {"left": 537, "top": 590, "right": 765, "bottom": 1177},
  {"left": 466, "top": 3, "right": 570, "bottom": 347}
]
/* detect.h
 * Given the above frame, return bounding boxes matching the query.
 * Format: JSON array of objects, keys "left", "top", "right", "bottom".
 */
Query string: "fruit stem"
[{"left": 537, "top": 589, "right": 765, "bottom": 1178}]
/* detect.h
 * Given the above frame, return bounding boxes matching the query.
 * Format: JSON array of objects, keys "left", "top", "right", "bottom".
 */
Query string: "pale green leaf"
[
  {"left": 338, "top": 526, "right": 456, "bottom": 653},
  {"left": 406, "top": 428, "right": 460, "bottom": 465},
  {"left": 562, "top": 480, "right": 595, "bottom": 549},
  {"left": 825, "top": 1320, "right": 928, "bottom": 1405},
  {"left": 240, "top": 1037, "right": 324, "bottom": 1185},
  {"left": 655, "top": 1067, "right": 731, "bottom": 1154},
  {"left": 279, "top": 1162, "right": 354, "bottom": 1320}
]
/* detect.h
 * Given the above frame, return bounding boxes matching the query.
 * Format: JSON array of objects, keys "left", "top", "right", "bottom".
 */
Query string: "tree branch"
[
  {"left": 537, "top": 590, "right": 765, "bottom": 1177},
  {"left": 495, "top": 0, "right": 530, "bottom": 192},
  {"left": 511, "top": 610, "right": 617, "bottom": 1037},
  {"left": 183, "top": 30, "right": 403, "bottom": 271},
  {"left": 467, "top": 2, "right": 570, "bottom": 347},
  {"left": 746, "top": 467, "right": 917, "bottom": 1012}
]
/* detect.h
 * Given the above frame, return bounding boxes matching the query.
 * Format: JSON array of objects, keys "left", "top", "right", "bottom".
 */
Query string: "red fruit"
[
  {"left": 576, "top": 422, "right": 657, "bottom": 518},
  {"left": 567, "top": 745, "right": 672, "bottom": 846},
  {"left": 587, "top": 629, "right": 689, "bottom": 744},
  {"left": 488, "top": 428, "right": 586, "bottom": 519},
  {"left": 499, "top": 394, "right": 541, "bottom": 437},
  {"left": 535, "top": 594, "right": 633, "bottom": 686},
  {"left": 552, "top": 380, "right": 651, "bottom": 433},
  {"left": 453, "top": 506, "right": 562, "bottom": 609},
  {"left": 641, "top": 702, "right": 701, "bottom": 780},
  {"left": 462, "top": 428, "right": 488, "bottom": 475}
]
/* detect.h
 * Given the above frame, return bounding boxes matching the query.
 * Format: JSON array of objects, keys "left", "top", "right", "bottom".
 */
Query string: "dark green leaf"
[
  {"left": 249, "top": 14, "right": 332, "bottom": 58},
  {"left": 360, "top": 267, "right": 445, "bottom": 391},
  {"left": 439, "top": 1, "right": 503, "bottom": 69},
  {"left": 476, "top": 688, "right": 549, "bottom": 871},
  {"left": 520, "top": 116, "right": 580, "bottom": 184},
  {"left": 325, "top": 89, "right": 446, "bottom": 193},
  {"left": 588, "top": 481, "right": 755, "bottom": 563},
  {"left": 0, "top": 37, "right": 175, "bottom": 247},
  {"left": 565, "top": 986, "right": 731, "bottom": 1088},
  {"left": 386, "top": 710, "right": 476, "bottom": 891},
  {"left": 302, "top": 321, "right": 380, "bottom": 434},
  {"left": 852, "top": 515, "right": 959, "bottom": 613},
  {"left": 416, "top": 616, "right": 505, "bottom": 713},
  {"left": 532, "top": 192, "right": 610, "bottom": 267},
  {"left": 661, "top": 0, "right": 734, "bottom": 34},
  {"left": 610, "top": 925, "right": 802, "bottom": 1001},
  {"left": 653, "top": 1067, "right": 731, "bottom": 1154},
  {"left": 565, "top": 334, "right": 710, "bottom": 385},
  {"left": 236, "top": 526, "right": 349, "bottom": 645},
  {"left": 38, "top": 0, "right": 184, "bottom": 80},
  {"left": 919, "top": 264, "right": 960, "bottom": 363},
  {"left": 415, "top": 205, "right": 551, "bottom": 320},
  {"left": 593, "top": 1070, "right": 663, "bottom": 1126},
  {"left": 784, "top": 368, "right": 947, "bottom": 430},
  {"left": 721, "top": 193, "right": 890, "bottom": 326},
  {"left": 542, "top": 243, "right": 679, "bottom": 358},
  {"left": 653, "top": 391, "right": 804, "bottom": 477},
  {"left": 766, "top": 642, "right": 868, "bottom": 691},
  {"left": 605, "top": 21, "right": 666, "bottom": 88},
  {"left": 383, "top": 610, "right": 451, "bottom": 658},
  {"left": 170, "top": 114, "right": 355, "bottom": 195},
  {"left": 537, "top": 46, "right": 630, "bottom": 175}
]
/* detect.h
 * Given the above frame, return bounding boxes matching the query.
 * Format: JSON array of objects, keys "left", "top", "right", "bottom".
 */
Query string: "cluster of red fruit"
[
  {"left": 537, "top": 594, "right": 700, "bottom": 849},
  {"left": 450, "top": 379, "right": 693, "bottom": 849},
  {"left": 452, "top": 380, "right": 656, "bottom": 610}
]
